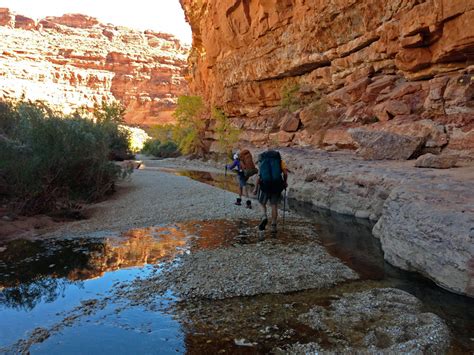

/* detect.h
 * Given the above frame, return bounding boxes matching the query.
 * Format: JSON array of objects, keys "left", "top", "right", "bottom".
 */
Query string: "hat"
[{"left": 233, "top": 151, "right": 240, "bottom": 160}]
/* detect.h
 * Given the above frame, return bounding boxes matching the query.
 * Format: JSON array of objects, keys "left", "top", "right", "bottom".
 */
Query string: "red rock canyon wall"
[
  {"left": 180, "top": 0, "right": 474, "bottom": 158},
  {"left": 0, "top": 9, "right": 189, "bottom": 126}
]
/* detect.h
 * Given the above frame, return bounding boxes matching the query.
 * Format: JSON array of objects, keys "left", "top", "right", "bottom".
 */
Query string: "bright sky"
[{"left": 0, "top": 0, "right": 192, "bottom": 44}]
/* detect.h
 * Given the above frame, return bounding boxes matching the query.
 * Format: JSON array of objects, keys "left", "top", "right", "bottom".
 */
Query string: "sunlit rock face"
[
  {"left": 0, "top": 9, "right": 189, "bottom": 126},
  {"left": 180, "top": 0, "right": 473, "bottom": 158}
]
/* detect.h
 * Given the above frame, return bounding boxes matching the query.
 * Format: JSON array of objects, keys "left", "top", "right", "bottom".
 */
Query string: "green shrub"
[
  {"left": 280, "top": 84, "right": 301, "bottom": 112},
  {"left": 142, "top": 139, "right": 179, "bottom": 158},
  {"left": 91, "top": 101, "right": 132, "bottom": 161},
  {"left": 172, "top": 95, "right": 206, "bottom": 155},
  {"left": 212, "top": 107, "right": 240, "bottom": 156},
  {"left": 0, "top": 101, "right": 130, "bottom": 215},
  {"left": 148, "top": 124, "right": 175, "bottom": 144},
  {"left": 92, "top": 101, "right": 126, "bottom": 124}
]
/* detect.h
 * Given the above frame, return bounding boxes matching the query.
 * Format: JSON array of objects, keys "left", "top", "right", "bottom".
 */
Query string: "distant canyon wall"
[
  {"left": 0, "top": 9, "right": 189, "bottom": 126},
  {"left": 180, "top": 0, "right": 473, "bottom": 157}
]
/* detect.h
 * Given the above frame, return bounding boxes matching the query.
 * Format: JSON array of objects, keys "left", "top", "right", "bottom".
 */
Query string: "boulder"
[
  {"left": 415, "top": 153, "right": 458, "bottom": 169},
  {"left": 322, "top": 128, "right": 356, "bottom": 149},
  {"left": 373, "top": 100, "right": 411, "bottom": 121},
  {"left": 280, "top": 113, "right": 301, "bottom": 132},
  {"left": 349, "top": 129, "right": 424, "bottom": 160}
]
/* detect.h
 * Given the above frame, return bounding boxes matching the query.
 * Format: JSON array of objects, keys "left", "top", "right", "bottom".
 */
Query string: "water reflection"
[
  {"left": 0, "top": 215, "right": 473, "bottom": 353},
  {"left": 157, "top": 168, "right": 244, "bottom": 195},
  {"left": 0, "top": 226, "right": 188, "bottom": 310}
]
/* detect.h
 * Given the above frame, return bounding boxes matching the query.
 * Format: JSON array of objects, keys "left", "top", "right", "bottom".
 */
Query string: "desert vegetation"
[
  {"left": 142, "top": 98, "right": 240, "bottom": 159},
  {"left": 212, "top": 107, "right": 240, "bottom": 157},
  {"left": 0, "top": 100, "right": 132, "bottom": 215},
  {"left": 171, "top": 95, "right": 207, "bottom": 156}
]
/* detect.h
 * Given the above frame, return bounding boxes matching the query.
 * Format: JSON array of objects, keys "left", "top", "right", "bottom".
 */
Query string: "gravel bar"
[{"left": 122, "top": 239, "right": 359, "bottom": 301}]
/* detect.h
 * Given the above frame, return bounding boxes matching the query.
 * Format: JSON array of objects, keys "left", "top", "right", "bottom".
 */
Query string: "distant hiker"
[
  {"left": 254, "top": 150, "right": 288, "bottom": 237},
  {"left": 226, "top": 150, "right": 257, "bottom": 208}
]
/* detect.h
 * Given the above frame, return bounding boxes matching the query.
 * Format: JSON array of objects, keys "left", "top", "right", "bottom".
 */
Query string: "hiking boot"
[
  {"left": 258, "top": 217, "right": 268, "bottom": 231},
  {"left": 257, "top": 230, "right": 265, "bottom": 241},
  {"left": 235, "top": 198, "right": 242, "bottom": 206},
  {"left": 245, "top": 200, "right": 252, "bottom": 209},
  {"left": 270, "top": 223, "right": 277, "bottom": 236}
]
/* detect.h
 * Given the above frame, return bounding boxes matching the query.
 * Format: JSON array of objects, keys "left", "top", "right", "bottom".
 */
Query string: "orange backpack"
[{"left": 239, "top": 150, "right": 258, "bottom": 178}]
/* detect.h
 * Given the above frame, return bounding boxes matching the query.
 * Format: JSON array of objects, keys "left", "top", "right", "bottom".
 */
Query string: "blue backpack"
[{"left": 258, "top": 150, "right": 284, "bottom": 193}]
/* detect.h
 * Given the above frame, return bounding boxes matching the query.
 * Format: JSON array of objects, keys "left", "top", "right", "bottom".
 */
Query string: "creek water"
[{"left": 0, "top": 169, "right": 472, "bottom": 354}]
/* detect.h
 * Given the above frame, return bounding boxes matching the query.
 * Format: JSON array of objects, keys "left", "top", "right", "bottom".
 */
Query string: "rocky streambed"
[{"left": 0, "top": 156, "right": 473, "bottom": 353}]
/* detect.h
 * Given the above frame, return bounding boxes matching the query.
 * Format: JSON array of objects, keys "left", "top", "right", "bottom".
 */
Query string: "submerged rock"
[{"left": 279, "top": 288, "right": 450, "bottom": 354}]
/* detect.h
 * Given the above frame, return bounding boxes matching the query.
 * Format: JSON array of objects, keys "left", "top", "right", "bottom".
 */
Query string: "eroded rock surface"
[
  {"left": 180, "top": 0, "right": 474, "bottom": 157},
  {"left": 0, "top": 9, "right": 188, "bottom": 126},
  {"left": 373, "top": 182, "right": 474, "bottom": 296},
  {"left": 279, "top": 288, "right": 450, "bottom": 354}
]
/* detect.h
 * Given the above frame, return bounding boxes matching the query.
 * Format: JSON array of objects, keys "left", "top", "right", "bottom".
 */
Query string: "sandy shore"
[{"left": 43, "top": 157, "right": 265, "bottom": 238}]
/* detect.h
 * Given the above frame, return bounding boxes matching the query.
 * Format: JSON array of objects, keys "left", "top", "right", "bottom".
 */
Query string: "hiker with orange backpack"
[
  {"left": 253, "top": 150, "right": 288, "bottom": 237},
  {"left": 226, "top": 150, "right": 258, "bottom": 209}
]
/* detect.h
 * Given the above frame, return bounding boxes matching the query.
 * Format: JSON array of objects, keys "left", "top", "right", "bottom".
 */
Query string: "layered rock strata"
[
  {"left": 283, "top": 147, "right": 474, "bottom": 297},
  {"left": 0, "top": 9, "right": 188, "bottom": 126},
  {"left": 180, "top": 0, "right": 473, "bottom": 158}
]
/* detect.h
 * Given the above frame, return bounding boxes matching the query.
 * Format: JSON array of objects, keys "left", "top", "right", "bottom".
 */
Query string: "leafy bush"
[
  {"left": 142, "top": 139, "right": 179, "bottom": 158},
  {"left": 0, "top": 101, "right": 130, "bottom": 215},
  {"left": 212, "top": 107, "right": 240, "bottom": 156},
  {"left": 92, "top": 101, "right": 126, "bottom": 124},
  {"left": 148, "top": 124, "right": 175, "bottom": 144},
  {"left": 91, "top": 101, "right": 132, "bottom": 161},
  {"left": 280, "top": 84, "right": 301, "bottom": 112},
  {"left": 172, "top": 95, "right": 207, "bottom": 155}
]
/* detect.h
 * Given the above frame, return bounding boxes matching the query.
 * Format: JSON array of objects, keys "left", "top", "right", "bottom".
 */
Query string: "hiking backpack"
[
  {"left": 258, "top": 150, "right": 284, "bottom": 193},
  {"left": 239, "top": 149, "right": 258, "bottom": 178}
]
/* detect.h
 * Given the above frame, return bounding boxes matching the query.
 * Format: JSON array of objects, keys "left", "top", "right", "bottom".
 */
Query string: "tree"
[
  {"left": 212, "top": 107, "right": 240, "bottom": 156},
  {"left": 172, "top": 95, "right": 207, "bottom": 155},
  {"left": 92, "top": 101, "right": 126, "bottom": 124}
]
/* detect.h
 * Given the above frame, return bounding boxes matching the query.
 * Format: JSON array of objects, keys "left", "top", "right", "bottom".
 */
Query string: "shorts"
[
  {"left": 257, "top": 188, "right": 282, "bottom": 205},
  {"left": 237, "top": 173, "right": 248, "bottom": 188}
]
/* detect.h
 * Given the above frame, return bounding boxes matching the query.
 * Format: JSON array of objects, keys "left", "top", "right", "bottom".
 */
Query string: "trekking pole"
[
  {"left": 224, "top": 165, "right": 228, "bottom": 217},
  {"left": 282, "top": 188, "right": 287, "bottom": 230}
]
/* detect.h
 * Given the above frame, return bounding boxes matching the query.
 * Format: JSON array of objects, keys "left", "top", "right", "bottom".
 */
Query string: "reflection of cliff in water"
[{"left": 0, "top": 227, "right": 187, "bottom": 310}]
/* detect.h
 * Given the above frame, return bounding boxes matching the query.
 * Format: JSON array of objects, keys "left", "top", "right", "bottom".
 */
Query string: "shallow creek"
[{"left": 0, "top": 169, "right": 472, "bottom": 354}]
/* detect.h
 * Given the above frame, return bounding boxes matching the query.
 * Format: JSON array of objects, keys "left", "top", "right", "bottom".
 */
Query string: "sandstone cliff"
[
  {"left": 0, "top": 9, "right": 189, "bottom": 126},
  {"left": 180, "top": 0, "right": 473, "bottom": 158}
]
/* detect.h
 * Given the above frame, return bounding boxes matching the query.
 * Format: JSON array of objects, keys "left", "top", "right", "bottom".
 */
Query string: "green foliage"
[
  {"left": 212, "top": 107, "right": 240, "bottom": 155},
  {"left": 149, "top": 124, "right": 175, "bottom": 143},
  {"left": 172, "top": 96, "right": 206, "bottom": 155},
  {"left": 280, "top": 84, "right": 301, "bottom": 113},
  {"left": 142, "top": 139, "right": 180, "bottom": 158},
  {"left": 0, "top": 101, "right": 130, "bottom": 215},
  {"left": 91, "top": 101, "right": 131, "bottom": 161},
  {"left": 92, "top": 101, "right": 126, "bottom": 124}
]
